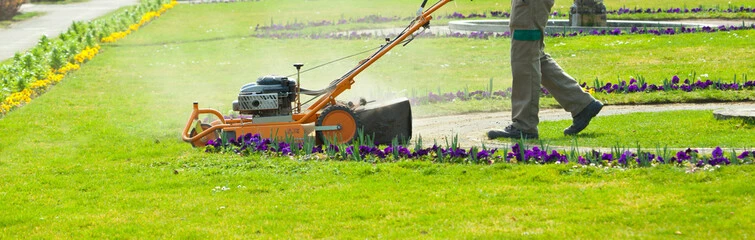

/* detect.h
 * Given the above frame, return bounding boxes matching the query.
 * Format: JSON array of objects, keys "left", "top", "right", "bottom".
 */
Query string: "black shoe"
[
  {"left": 564, "top": 100, "right": 603, "bottom": 135},
  {"left": 488, "top": 125, "right": 539, "bottom": 139}
]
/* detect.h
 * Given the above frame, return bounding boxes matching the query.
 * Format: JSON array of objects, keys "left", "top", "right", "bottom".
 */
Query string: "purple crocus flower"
[
  {"left": 255, "top": 143, "right": 268, "bottom": 152},
  {"left": 414, "top": 148, "right": 430, "bottom": 157},
  {"left": 712, "top": 147, "right": 724, "bottom": 158},
  {"left": 601, "top": 153, "right": 613, "bottom": 161},
  {"left": 280, "top": 146, "right": 292, "bottom": 155},
  {"left": 384, "top": 146, "right": 393, "bottom": 154},
  {"left": 578, "top": 156, "right": 588, "bottom": 165},
  {"left": 708, "top": 147, "right": 731, "bottom": 166},
  {"left": 618, "top": 151, "right": 633, "bottom": 165},
  {"left": 506, "top": 152, "right": 517, "bottom": 162},
  {"left": 510, "top": 143, "right": 522, "bottom": 160},
  {"left": 696, "top": 159, "right": 706, "bottom": 167},
  {"left": 207, "top": 138, "right": 222, "bottom": 148},
  {"left": 675, "top": 151, "right": 691, "bottom": 163},
  {"left": 477, "top": 149, "right": 496, "bottom": 160},
  {"left": 328, "top": 144, "right": 339, "bottom": 153},
  {"left": 359, "top": 145, "right": 373, "bottom": 158},
  {"left": 345, "top": 146, "right": 355, "bottom": 156},
  {"left": 397, "top": 146, "right": 411, "bottom": 157},
  {"left": 229, "top": 138, "right": 240, "bottom": 146},
  {"left": 642, "top": 152, "right": 655, "bottom": 164},
  {"left": 311, "top": 145, "right": 323, "bottom": 154}
]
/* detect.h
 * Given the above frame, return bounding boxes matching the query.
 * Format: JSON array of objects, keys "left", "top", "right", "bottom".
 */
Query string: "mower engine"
[{"left": 232, "top": 75, "right": 296, "bottom": 117}]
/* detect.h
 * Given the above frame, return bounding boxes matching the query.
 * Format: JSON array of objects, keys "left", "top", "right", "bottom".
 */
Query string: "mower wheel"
[
  {"left": 316, "top": 105, "right": 362, "bottom": 144},
  {"left": 189, "top": 123, "right": 218, "bottom": 148}
]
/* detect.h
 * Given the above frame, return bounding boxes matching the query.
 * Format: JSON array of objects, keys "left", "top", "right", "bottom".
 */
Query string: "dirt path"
[{"left": 413, "top": 102, "right": 755, "bottom": 148}]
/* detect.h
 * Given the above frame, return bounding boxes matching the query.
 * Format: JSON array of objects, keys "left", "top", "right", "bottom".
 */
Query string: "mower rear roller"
[
  {"left": 189, "top": 123, "right": 218, "bottom": 147},
  {"left": 316, "top": 105, "right": 361, "bottom": 144}
]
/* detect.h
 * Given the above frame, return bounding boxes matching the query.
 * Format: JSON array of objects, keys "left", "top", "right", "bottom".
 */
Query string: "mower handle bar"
[
  {"left": 181, "top": 102, "right": 225, "bottom": 143},
  {"left": 299, "top": 0, "right": 452, "bottom": 123}
]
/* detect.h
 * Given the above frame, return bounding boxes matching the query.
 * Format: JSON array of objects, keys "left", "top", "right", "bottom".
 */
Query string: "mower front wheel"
[
  {"left": 189, "top": 123, "right": 218, "bottom": 148},
  {"left": 316, "top": 105, "right": 362, "bottom": 144}
]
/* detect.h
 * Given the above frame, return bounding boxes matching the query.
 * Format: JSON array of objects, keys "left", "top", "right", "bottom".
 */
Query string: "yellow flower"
[
  {"left": 100, "top": 1, "right": 177, "bottom": 45},
  {"left": 29, "top": 79, "right": 51, "bottom": 92},
  {"left": 1, "top": 103, "right": 10, "bottom": 113},
  {"left": 73, "top": 46, "right": 99, "bottom": 63},
  {"left": 583, "top": 87, "right": 595, "bottom": 95},
  {"left": 2, "top": 89, "right": 34, "bottom": 112},
  {"left": 58, "top": 62, "right": 81, "bottom": 74}
]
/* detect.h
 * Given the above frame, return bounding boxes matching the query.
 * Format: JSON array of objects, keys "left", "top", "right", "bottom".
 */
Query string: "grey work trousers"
[{"left": 509, "top": 0, "right": 595, "bottom": 133}]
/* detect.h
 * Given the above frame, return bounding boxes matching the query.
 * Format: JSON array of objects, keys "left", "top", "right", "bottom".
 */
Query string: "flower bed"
[
  {"left": 609, "top": 6, "right": 755, "bottom": 15},
  {"left": 0, "top": 0, "right": 177, "bottom": 116},
  {"left": 251, "top": 5, "right": 755, "bottom": 33},
  {"left": 405, "top": 75, "right": 753, "bottom": 106},
  {"left": 202, "top": 133, "right": 754, "bottom": 170},
  {"left": 251, "top": 23, "right": 755, "bottom": 40},
  {"left": 584, "top": 75, "right": 753, "bottom": 94}
]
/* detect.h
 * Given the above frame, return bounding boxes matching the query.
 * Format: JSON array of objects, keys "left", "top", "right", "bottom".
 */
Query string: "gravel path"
[{"left": 0, "top": 0, "right": 138, "bottom": 61}]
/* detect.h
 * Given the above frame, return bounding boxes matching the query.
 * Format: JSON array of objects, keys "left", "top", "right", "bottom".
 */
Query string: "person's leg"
[
  {"left": 489, "top": 0, "right": 556, "bottom": 139},
  {"left": 539, "top": 53, "right": 603, "bottom": 135},
  {"left": 534, "top": 0, "right": 602, "bottom": 135},
  {"left": 510, "top": 40, "right": 542, "bottom": 134},
  {"left": 539, "top": 53, "right": 595, "bottom": 116},
  {"left": 509, "top": 0, "right": 545, "bottom": 134},
  {"left": 489, "top": 0, "right": 542, "bottom": 139}
]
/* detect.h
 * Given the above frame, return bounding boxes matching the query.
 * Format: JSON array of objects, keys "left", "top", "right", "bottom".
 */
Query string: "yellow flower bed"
[
  {"left": 2, "top": 0, "right": 178, "bottom": 116},
  {"left": 57, "top": 62, "right": 81, "bottom": 75},
  {"left": 1, "top": 70, "right": 67, "bottom": 114},
  {"left": 1, "top": 46, "right": 97, "bottom": 115},
  {"left": 101, "top": 0, "right": 177, "bottom": 43},
  {"left": 1, "top": 89, "right": 33, "bottom": 114},
  {"left": 74, "top": 45, "right": 101, "bottom": 63}
]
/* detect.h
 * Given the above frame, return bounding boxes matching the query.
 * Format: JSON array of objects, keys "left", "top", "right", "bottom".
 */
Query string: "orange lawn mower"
[{"left": 182, "top": 0, "right": 455, "bottom": 147}]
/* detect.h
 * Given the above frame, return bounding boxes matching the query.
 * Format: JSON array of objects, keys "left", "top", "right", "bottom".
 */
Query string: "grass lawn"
[
  {"left": 537, "top": 110, "right": 755, "bottom": 148},
  {"left": 2, "top": 152, "right": 753, "bottom": 238},
  {"left": 1, "top": 0, "right": 755, "bottom": 238},
  {"left": 0, "top": 12, "right": 45, "bottom": 29}
]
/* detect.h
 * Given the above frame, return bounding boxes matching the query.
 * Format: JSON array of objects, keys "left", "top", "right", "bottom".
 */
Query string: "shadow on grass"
[{"left": 571, "top": 132, "right": 606, "bottom": 139}]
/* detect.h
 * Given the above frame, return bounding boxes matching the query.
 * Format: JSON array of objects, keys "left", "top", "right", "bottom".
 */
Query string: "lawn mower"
[{"left": 181, "top": 0, "right": 453, "bottom": 147}]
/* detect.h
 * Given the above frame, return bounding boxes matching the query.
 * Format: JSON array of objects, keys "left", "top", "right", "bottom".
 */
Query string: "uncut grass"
[{"left": 533, "top": 110, "right": 755, "bottom": 148}]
